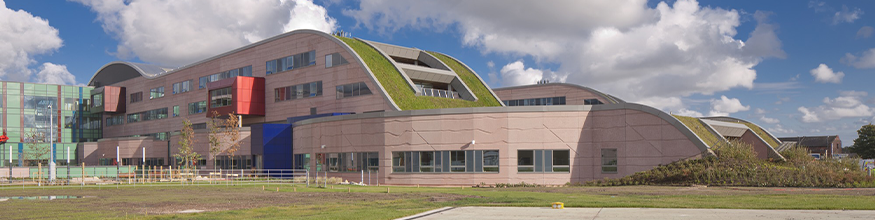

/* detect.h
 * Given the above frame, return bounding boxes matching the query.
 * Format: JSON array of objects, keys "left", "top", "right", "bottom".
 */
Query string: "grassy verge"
[
  {"left": 3, "top": 184, "right": 875, "bottom": 219},
  {"left": 672, "top": 115, "right": 722, "bottom": 147},
  {"left": 336, "top": 36, "right": 500, "bottom": 110}
]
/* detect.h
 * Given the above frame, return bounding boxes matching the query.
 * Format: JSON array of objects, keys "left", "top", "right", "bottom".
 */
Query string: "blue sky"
[{"left": 2, "top": 0, "right": 874, "bottom": 145}]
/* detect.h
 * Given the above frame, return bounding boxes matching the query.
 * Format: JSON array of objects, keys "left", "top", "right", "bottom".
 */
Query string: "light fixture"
[
  {"left": 320, "top": 145, "right": 326, "bottom": 149},
  {"left": 470, "top": 140, "right": 475, "bottom": 145}
]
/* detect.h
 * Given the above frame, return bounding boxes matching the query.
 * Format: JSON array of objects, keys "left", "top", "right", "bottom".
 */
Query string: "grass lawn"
[{"left": 2, "top": 184, "right": 875, "bottom": 219}]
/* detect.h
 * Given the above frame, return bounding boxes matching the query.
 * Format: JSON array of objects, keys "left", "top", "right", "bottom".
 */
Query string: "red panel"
[
  {"left": 103, "top": 86, "right": 126, "bottom": 113},
  {"left": 206, "top": 76, "right": 264, "bottom": 117}
]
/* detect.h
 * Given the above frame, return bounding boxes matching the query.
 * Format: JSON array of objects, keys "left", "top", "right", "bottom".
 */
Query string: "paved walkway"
[{"left": 403, "top": 207, "right": 875, "bottom": 220}]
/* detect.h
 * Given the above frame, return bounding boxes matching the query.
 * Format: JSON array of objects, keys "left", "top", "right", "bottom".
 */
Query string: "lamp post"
[
  {"left": 66, "top": 146, "right": 70, "bottom": 181},
  {"left": 48, "top": 105, "right": 56, "bottom": 183}
]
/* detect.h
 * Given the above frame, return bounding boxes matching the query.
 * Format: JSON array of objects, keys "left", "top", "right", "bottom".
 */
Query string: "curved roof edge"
[
  {"left": 493, "top": 83, "right": 626, "bottom": 104},
  {"left": 701, "top": 116, "right": 786, "bottom": 161},
  {"left": 87, "top": 29, "right": 402, "bottom": 111},
  {"left": 290, "top": 103, "right": 712, "bottom": 156}
]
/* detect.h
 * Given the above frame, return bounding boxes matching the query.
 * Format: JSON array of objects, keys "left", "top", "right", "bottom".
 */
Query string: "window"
[
  {"left": 129, "top": 92, "right": 143, "bottom": 103},
  {"left": 149, "top": 87, "right": 164, "bottom": 99},
  {"left": 392, "top": 152, "right": 405, "bottom": 172},
  {"left": 210, "top": 87, "right": 233, "bottom": 108},
  {"left": 420, "top": 151, "right": 434, "bottom": 172},
  {"left": 294, "top": 154, "right": 310, "bottom": 170},
  {"left": 504, "top": 96, "right": 566, "bottom": 106},
  {"left": 518, "top": 149, "right": 570, "bottom": 173},
  {"left": 328, "top": 153, "right": 339, "bottom": 172},
  {"left": 483, "top": 150, "right": 499, "bottom": 172},
  {"left": 325, "top": 53, "right": 349, "bottom": 68},
  {"left": 198, "top": 66, "right": 253, "bottom": 89},
  {"left": 335, "top": 82, "right": 372, "bottom": 99},
  {"left": 450, "top": 151, "right": 465, "bottom": 172},
  {"left": 172, "top": 80, "right": 192, "bottom": 94},
  {"left": 584, "top": 99, "right": 603, "bottom": 105},
  {"left": 601, "top": 148, "right": 618, "bottom": 173},
  {"left": 552, "top": 150, "right": 570, "bottom": 172},
  {"left": 275, "top": 81, "right": 322, "bottom": 102},
  {"left": 92, "top": 93, "right": 103, "bottom": 107},
  {"left": 518, "top": 150, "right": 534, "bottom": 172},
  {"left": 106, "top": 115, "right": 124, "bottom": 126},
  {"left": 126, "top": 108, "right": 169, "bottom": 123},
  {"left": 266, "top": 50, "right": 316, "bottom": 75},
  {"left": 188, "top": 101, "right": 207, "bottom": 114},
  {"left": 172, "top": 105, "right": 179, "bottom": 117}
]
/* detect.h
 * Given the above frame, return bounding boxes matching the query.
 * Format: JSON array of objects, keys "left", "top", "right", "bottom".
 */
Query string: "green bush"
[{"left": 576, "top": 141, "right": 875, "bottom": 188}]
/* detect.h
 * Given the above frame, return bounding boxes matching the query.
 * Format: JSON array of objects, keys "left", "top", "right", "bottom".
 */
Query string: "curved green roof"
[{"left": 337, "top": 36, "right": 501, "bottom": 110}]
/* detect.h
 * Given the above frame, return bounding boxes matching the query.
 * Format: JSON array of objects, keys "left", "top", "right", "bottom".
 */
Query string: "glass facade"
[{"left": 1, "top": 82, "right": 100, "bottom": 167}]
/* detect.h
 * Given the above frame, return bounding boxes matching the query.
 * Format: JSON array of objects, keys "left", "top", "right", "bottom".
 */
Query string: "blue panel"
[
  {"left": 258, "top": 124, "right": 293, "bottom": 170},
  {"left": 18, "top": 143, "right": 23, "bottom": 166}
]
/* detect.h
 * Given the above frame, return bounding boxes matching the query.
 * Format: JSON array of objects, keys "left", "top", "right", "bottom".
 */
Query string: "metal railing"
[
  {"left": 419, "top": 88, "right": 460, "bottom": 99},
  {"left": 0, "top": 165, "right": 382, "bottom": 189}
]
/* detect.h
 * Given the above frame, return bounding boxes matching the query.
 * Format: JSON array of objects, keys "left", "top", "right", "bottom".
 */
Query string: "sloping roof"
[
  {"left": 493, "top": 83, "right": 626, "bottom": 104},
  {"left": 777, "top": 136, "right": 838, "bottom": 147},
  {"left": 87, "top": 61, "right": 175, "bottom": 87},
  {"left": 700, "top": 119, "right": 749, "bottom": 137}
]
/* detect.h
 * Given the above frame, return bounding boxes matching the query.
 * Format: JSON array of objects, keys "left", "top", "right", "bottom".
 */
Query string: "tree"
[
  {"left": 208, "top": 112, "right": 222, "bottom": 170},
  {"left": 174, "top": 119, "right": 202, "bottom": 176},
  {"left": 849, "top": 124, "right": 875, "bottom": 159},
  {"left": 22, "top": 128, "right": 50, "bottom": 166},
  {"left": 221, "top": 112, "right": 242, "bottom": 170}
]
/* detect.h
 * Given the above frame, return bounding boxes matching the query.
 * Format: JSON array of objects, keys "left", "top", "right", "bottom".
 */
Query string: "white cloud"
[
  {"left": 809, "top": 64, "right": 844, "bottom": 83},
  {"left": 842, "top": 48, "right": 875, "bottom": 69},
  {"left": 858, "top": 26, "right": 874, "bottom": 39},
  {"left": 798, "top": 91, "right": 873, "bottom": 123},
  {"left": 0, "top": 0, "right": 63, "bottom": 81},
  {"left": 775, "top": 96, "right": 790, "bottom": 105},
  {"left": 708, "top": 95, "right": 750, "bottom": 116},
  {"left": 770, "top": 124, "right": 796, "bottom": 134},
  {"left": 344, "top": 0, "right": 784, "bottom": 110},
  {"left": 674, "top": 108, "right": 704, "bottom": 117},
  {"left": 833, "top": 5, "right": 864, "bottom": 24},
  {"left": 759, "top": 115, "right": 780, "bottom": 124},
  {"left": 73, "top": 0, "right": 338, "bottom": 67},
  {"left": 497, "top": 61, "right": 561, "bottom": 86},
  {"left": 33, "top": 63, "right": 77, "bottom": 85}
]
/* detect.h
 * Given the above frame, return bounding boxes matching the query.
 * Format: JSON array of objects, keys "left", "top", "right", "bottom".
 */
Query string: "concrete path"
[{"left": 404, "top": 207, "right": 875, "bottom": 220}]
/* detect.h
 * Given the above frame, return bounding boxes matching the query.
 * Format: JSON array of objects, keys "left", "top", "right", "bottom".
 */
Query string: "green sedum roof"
[
  {"left": 673, "top": 115, "right": 723, "bottom": 148},
  {"left": 337, "top": 36, "right": 501, "bottom": 110}
]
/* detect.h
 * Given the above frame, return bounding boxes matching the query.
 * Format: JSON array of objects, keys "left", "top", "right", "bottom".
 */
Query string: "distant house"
[{"left": 777, "top": 136, "right": 842, "bottom": 158}]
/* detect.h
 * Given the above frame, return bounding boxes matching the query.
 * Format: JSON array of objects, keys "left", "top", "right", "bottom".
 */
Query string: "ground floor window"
[
  {"left": 601, "top": 148, "right": 618, "bottom": 173},
  {"left": 294, "top": 154, "right": 310, "bottom": 170},
  {"left": 325, "top": 152, "right": 378, "bottom": 173},
  {"left": 517, "top": 149, "right": 571, "bottom": 173},
  {"left": 392, "top": 150, "right": 499, "bottom": 173},
  {"left": 216, "top": 155, "right": 251, "bottom": 169}
]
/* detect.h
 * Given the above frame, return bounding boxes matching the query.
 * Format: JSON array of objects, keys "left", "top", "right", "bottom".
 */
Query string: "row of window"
[
  {"left": 584, "top": 99, "right": 604, "bottom": 105},
  {"left": 106, "top": 115, "right": 124, "bottom": 126},
  {"left": 324, "top": 53, "right": 349, "bottom": 68},
  {"left": 517, "top": 150, "right": 569, "bottom": 172},
  {"left": 150, "top": 87, "right": 164, "bottom": 99},
  {"left": 188, "top": 101, "right": 207, "bottom": 115},
  {"left": 209, "top": 87, "right": 233, "bottom": 108},
  {"left": 198, "top": 66, "right": 253, "bottom": 89},
  {"left": 127, "top": 108, "right": 168, "bottom": 123},
  {"left": 393, "top": 150, "right": 499, "bottom": 173},
  {"left": 318, "top": 152, "right": 379, "bottom": 172},
  {"left": 504, "top": 96, "right": 567, "bottom": 106},
  {"left": 335, "top": 82, "right": 372, "bottom": 99},
  {"left": 266, "top": 50, "right": 316, "bottom": 75},
  {"left": 172, "top": 80, "right": 193, "bottom": 94},
  {"left": 275, "top": 81, "right": 323, "bottom": 102}
]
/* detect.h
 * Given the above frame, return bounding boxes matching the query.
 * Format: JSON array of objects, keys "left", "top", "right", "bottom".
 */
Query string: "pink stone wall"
[
  {"left": 294, "top": 109, "right": 704, "bottom": 186},
  {"left": 493, "top": 84, "right": 611, "bottom": 105},
  {"left": 739, "top": 130, "right": 770, "bottom": 160},
  {"left": 101, "top": 32, "right": 393, "bottom": 139}
]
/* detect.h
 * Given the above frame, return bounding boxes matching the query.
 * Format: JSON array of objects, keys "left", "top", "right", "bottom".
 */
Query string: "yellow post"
[
  {"left": 38, "top": 163, "right": 43, "bottom": 185},
  {"left": 81, "top": 162, "right": 85, "bottom": 186},
  {"left": 169, "top": 166, "right": 173, "bottom": 182}
]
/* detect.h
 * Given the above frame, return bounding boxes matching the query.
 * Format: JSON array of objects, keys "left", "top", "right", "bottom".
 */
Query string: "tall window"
[
  {"left": 266, "top": 50, "right": 316, "bottom": 75},
  {"left": 335, "top": 82, "right": 372, "bottom": 99},
  {"left": 172, "top": 80, "right": 192, "bottom": 94},
  {"left": 188, "top": 101, "right": 207, "bottom": 114},
  {"left": 420, "top": 151, "right": 434, "bottom": 172},
  {"left": 172, "top": 105, "right": 179, "bottom": 117},
  {"left": 450, "top": 151, "right": 466, "bottom": 172},
  {"left": 210, "top": 87, "right": 233, "bottom": 108},
  {"left": 601, "top": 148, "right": 618, "bottom": 173},
  {"left": 129, "top": 92, "right": 143, "bottom": 103},
  {"left": 149, "top": 87, "right": 164, "bottom": 99},
  {"left": 92, "top": 93, "right": 103, "bottom": 107},
  {"left": 392, "top": 152, "right": 405, "bottom": 172},
  {"left": 325, "top": 53, "right": 349, "bottom": 68}
]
